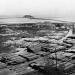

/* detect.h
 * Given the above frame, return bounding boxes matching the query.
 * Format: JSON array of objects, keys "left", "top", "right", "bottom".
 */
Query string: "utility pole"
[{"left": 55, "top": 48, "right": 57, "bottom": 70}]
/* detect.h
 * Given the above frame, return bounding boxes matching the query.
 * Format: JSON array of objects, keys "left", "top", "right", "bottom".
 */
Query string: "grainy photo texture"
[{"left": 0, "top": 0, "right": 75, "bottom": 75}]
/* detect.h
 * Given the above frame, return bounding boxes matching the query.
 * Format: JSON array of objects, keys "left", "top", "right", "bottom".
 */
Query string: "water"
[{"left": 0, "top": 17, "right": 75, "bottom": 24}]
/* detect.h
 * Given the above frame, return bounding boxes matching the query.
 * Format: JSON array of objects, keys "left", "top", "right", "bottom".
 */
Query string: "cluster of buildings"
[
  {"left": 0, "top": 17, "right": 75, "bottom": 75},
  {"left": 0, "top": 19, "right": 75, "bottom": 32}
]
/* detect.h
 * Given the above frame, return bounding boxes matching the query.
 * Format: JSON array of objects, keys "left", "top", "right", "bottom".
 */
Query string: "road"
[{"left": 59, "top": 29, "right": 73, "bottom": 43}]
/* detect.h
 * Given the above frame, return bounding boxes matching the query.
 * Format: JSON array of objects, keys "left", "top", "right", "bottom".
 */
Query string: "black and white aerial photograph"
[{"left": 0, "top": 0, "right": 75, "bottom": 75}]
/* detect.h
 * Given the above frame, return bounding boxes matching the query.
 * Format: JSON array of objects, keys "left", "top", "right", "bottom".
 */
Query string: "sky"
[{"left": 0, "top": 0, "right": 75, "bottom": 18}]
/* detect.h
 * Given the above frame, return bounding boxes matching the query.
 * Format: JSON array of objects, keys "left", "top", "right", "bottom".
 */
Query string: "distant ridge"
[
  {"left": 23, "top": 15, "right": 73, "bottom": 23},
  {"left": 0, "top": 15, "right": 74, "bottom": 23}
]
